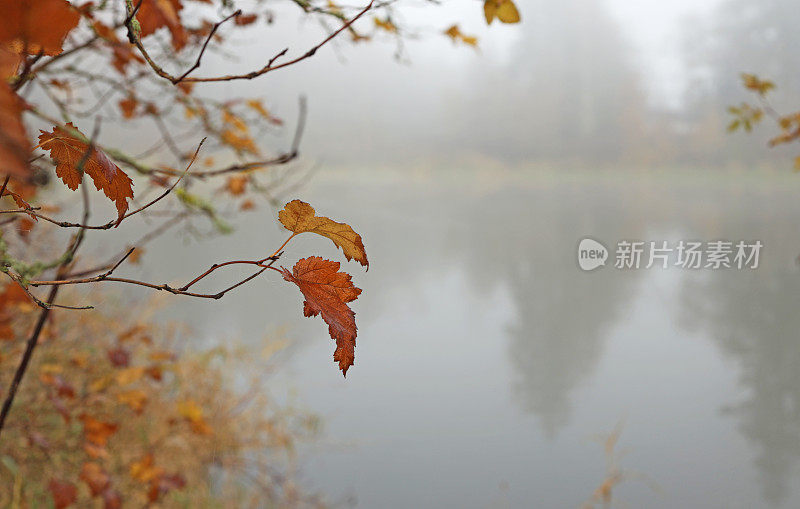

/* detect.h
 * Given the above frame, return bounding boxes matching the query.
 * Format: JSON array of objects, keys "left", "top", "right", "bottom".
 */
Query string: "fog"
[
  {"left": 183, "top": 0, "right": 800, "bottom": 168},
  {"left": 19, "top": 1, "right": 800, "bottom": 506}
]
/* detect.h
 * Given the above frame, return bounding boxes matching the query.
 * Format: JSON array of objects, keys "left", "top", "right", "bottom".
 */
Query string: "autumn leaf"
[
  {"left": 136, "top": 0, "right": 188, "bottom": 51},
  {"left": 0, "top": 83, "right": 32, "bottom": 179},
  {"left": 84, "top": 442, "right": 110, "bottom": 460},
  {"left": 235, "top": 13, "right": 258, "bottom": 26},
  {"left": 148, "top": 473, "right": 187, "bottom": 502},
  {"left": 484, "top": 0, "right": 521, "bottom": 24},
  {"left": 0, "top": 0, "right": 81, "bottom": 56},
  {"left": 48, "top": 478, "right": 77, "bottom": 509},
  {"left": 222, "top": 108, "right": 249, "bottom": 133},
  {"left": 742, "top": 73, "right": 775, "bottom": 96},
  {"left": 221, "top": 129, "right": 259, "bottom": 155},
  {"left": 0, "top": 46, "right": 22, "bottom": 81},
  {"left": 281, "top": 256, "right": 362, "bottom": 376},
  {"left": 444, "top": 24, "right": 461, "bottom": 41},
  {"left": 111, "top": 44, "right": 145, "bottom": 75},
  {"left": 246, "top": 99, "right": 282, "bottom": 125},
  {"left": 17, "top": 216, "right": 35, "bottom": 239},
  {"left": 119, "top": 96, "right": 138, "bottom": 118},
  {"left": 374, "top": 17, "right": 398, "bottom": 33},
  {"left": 3, "top": 186, "right": 35, "bottom": 215},
  {"left": 130, "top": 453, "right": 165, "bottom": 483},
  {"left": 226, "top": 175, "right": 247, "bottom": 196},
  {"left": 107, "top": 346, "right": 130, "bottom": 367},
  {"left": 115, "top": 366, "right": 146, "bottom": 385},
  {"left": 103, "top": 488, "right": 122, "bottom": 509},
  {"left": 116, "top": 389, "right": 148, "bottom": 413},
  {"left": 148, "top": 350, "right": 176, "bottom": 362},
  {"left": 0, "top": 282, "right": 30, "bottom": 340},
  {"left": 177, "top": 399, "right": 213, "bottom": 434},
  {"left": 79, "top": 462, "right": 111, "bottom": 496},
  {"left": 38, "top": 123, "right": 134, "bottom": 223},
  {"left": 245, "top": 99, "right": 269, "bottom": 119},
  {"left": 443, "top": 24, "right": 478, "bottom": 48},
  {"left": 278, "top": 199, "right": 369, "bottom": 268},
  {"left": 128, "top": 246, "right": 144, "bottom": 264},
  {"left": 40, "top": 373, "right": 76, "bottom": 399},
  {"left": 80, "top": 415, "right": 119, "bottom": 446}
]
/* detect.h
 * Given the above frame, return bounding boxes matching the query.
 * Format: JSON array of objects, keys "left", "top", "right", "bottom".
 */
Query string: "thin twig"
[{"left": 125, "top": 1, "right": 375, "bottom": 84}]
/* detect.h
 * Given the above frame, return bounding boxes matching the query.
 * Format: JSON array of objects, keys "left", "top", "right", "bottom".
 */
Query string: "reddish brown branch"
[
  {"left": 125, "top": 1, "right": 375, "bottom": 85},
  {"left": 175, "top": 9, "right": 243, "bottom": 83},
  {"left": 28, "top": 255, "right": 283, "bottom": 301}
]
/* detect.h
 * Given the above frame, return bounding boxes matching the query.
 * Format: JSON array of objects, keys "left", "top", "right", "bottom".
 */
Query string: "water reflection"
[
  {"left": 446, "top": 184, "right": 645, "bottom": 437},
  {"left": 95, "top": 170, "right": 800, "bottom": 507},
  {"left": 677, "top": 195, "right": 800, "bottom": 506}
]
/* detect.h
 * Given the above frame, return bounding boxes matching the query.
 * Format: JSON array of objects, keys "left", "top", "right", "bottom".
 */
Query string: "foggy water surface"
[{"left": 105, "top": 169, "right": 800, "bottom": 508}]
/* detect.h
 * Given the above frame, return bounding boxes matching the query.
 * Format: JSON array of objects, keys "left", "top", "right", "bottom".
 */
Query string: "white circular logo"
[{"left": 578, "top": 238, "right": 608, "bottom": 271}]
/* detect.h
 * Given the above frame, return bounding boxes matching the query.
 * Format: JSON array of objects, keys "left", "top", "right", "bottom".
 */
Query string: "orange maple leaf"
[
  {"left": 281, "top": 256, "right": 362, "bottom": 376},
  {"left": 0, "top": 83, "right": 31, "bottom": 179},
  {"left": 137, "top": 0, "right": 188, "bottom": 51},
  {"left": 38, "top": 123, "right": 134, "bottom": 223},
  {"left": 119, "top": 96, "right": 138, "bottom": 118},
  {"left": 79, "top": 414, "right": 119, "bottom": 446},
  {"left": 0, "top": 0, "right": 80, "bottom": 56},
  {"left": 234, "top": 13, "right": 258, "bottom": 26}
]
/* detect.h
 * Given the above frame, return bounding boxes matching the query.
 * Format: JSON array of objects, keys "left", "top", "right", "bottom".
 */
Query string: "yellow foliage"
[
  {"left": 0, "top": 291, "right": 322, "bottom": 507},
  {"left": 484, "top": 0, "right": 521, "bottom": 24}
]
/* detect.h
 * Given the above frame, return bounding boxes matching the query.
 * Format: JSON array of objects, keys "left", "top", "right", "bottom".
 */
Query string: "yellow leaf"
[
  {"left": 496, "top": 0, "right": 520, "bottom": 23},
  {"left": 444, "top": 24, "right": 461, "bottom": 41},
  {"left": 226, "top": 176, "right": 247, "bottom": 196},
  {"left": 115, "top": 367, "right": 145, "bottom": 386},
  {"left": 484, "top": 0, "right": 520, "bottom": 24},
  {"left": 246, "top": 99, "right": 271, "bottom": 120},
  {"left": 130, "top": 454, "right": 164, "bottom": 483},
  {"left": 222, "top": 109, "right": 248, "bottom": 134},
  {"left": 177, "top": 400, "right": 213, "bottom": 435},
  {"left": 116, "top": 389, "right": 148, "bottom": 412},
  {"left": 374, "top": 17, "right": 397, "bottom": 33},
  {"left": 461, "top": 35, "right": 478, "bottom": 47},
  {"left": 221, "top": 129, "right": 259, "bottom": 155},
  {"left": 278, "top": 200, "right": 369, "bottom": 268},
  {"left": 484, "top": 0, "right": 497, "bottom": 24},
  {"left": 40, "top": 363, "right": 63, "bottom": 374},
  {"left": 89, "top": 375, "right": 113, "bottom": 393},
  {"left": 177, "top": 400, "right": 203, "bottom": 422}
]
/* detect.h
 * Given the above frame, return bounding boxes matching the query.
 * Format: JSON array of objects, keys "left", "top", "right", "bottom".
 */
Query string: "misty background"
[
  {"left": 174, "top": 0, "right": 800, "bottom": 169},
  {"left": 41, "top": 0, "right": 800, "bottom": 507}
]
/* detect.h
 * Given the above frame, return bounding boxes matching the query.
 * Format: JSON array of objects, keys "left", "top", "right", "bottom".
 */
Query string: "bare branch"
[{"left": 125, "top": 1, "right": 375, "bottom": 85}]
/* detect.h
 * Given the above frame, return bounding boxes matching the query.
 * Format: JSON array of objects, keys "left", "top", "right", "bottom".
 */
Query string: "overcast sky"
[{"left": 193, "top": 0, "right": 728, "bottom": 164}]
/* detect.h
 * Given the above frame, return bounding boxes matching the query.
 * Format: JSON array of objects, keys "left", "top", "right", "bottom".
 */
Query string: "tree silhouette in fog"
[
  {"left": 451, "top": 0, "right": 645, "bottom": 163},
  {"left": 447, "top": 185, "right": 645, "bottom": 436},
  {"left": 677, "top": 194, "right": 800, "bottom": 506}
]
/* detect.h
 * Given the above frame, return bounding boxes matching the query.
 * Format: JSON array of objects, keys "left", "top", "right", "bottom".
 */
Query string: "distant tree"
[{"left": 450, "top": 0, "right": 645, "bottom": 163}]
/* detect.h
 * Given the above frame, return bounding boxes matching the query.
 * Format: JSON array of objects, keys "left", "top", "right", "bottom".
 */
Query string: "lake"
[{"left": 97, "top": 167, "right": 800, "bottom": 508}]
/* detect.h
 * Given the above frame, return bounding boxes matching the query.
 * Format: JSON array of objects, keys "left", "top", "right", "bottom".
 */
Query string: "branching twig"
[
  {"left": 125, "top": 1, "right": 375, "bottom": 84},
  {"left": 2, "top": 139, "right": 205, "bottom": 229}
]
